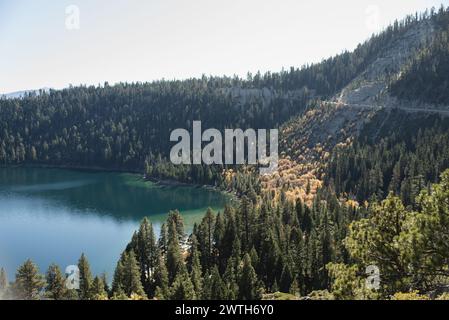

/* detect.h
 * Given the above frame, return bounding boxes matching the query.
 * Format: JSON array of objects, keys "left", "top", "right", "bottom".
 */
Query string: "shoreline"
[
  {"left": 0, "top": 163, "right": 239, "bottom": 202},
  {"left": 146, "top": 176, "right": 239, "bottom": 201}
]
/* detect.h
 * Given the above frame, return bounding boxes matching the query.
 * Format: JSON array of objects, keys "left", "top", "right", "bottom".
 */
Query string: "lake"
[{"left": 0, "top": 167, "right": 230, "bottom": 280}]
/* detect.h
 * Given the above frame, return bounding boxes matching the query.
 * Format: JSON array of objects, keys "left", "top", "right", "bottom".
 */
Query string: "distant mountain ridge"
[{"left": 1, "top": 88, "right": 51, "bottom": 99}]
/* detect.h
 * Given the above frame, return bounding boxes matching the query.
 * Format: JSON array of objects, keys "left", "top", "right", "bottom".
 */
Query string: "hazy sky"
[{"left": 1, "top": 0, "right": 448, "bottom": 93}]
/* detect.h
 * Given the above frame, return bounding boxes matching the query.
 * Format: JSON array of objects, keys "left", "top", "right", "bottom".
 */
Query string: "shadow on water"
[
  {"left": 0, "top": 167, "right": 231, "bottom": 277},
  {"left": 0, "top": 167, "right": 230, "bottom": 222}
]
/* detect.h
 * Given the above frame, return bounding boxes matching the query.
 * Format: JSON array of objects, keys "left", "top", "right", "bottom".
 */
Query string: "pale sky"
[{"left": 0, "top": 0, "right": 448, "bottom": 94}]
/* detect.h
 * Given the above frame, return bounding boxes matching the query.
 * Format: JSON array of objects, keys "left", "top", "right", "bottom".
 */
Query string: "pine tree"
[
  {"left": 45, "top": 264, "right": 67, "bottom": 300},
  {"left": 91, "top": 276, "right": 108, "bottom": 300},
  {"left": 129, "top": 217, "right": 159, "bottom": 296},
  {"left": 305, "top": 229, "right": 320, "bottom": 291},
  {"left": 203, "top": 266, "right": 227, "bottom": 300},
  {"left": 15, "top": 259, "right": 45, "bottom": 300},
  {"left": 167, "top": 210, "right": 186, "bottom": 245},
  {"left": 154, "top": 257, "right": 170, "bottom": 300},
  {"left": 170, "top": 270, "right": 196, "bottom": 300},
  {"left": 112, "top": 251, "right": 146, "bottom": 299},
  {"left": 240, "top": 197, "right": 255, "bottom": 251},
  {"left": 279, "top": 261, "right": 294, "bottom": 293},
  {"left": 166, "top": 220, "right": 184, "bottom": 283},
  {"left": 249, "top": 247, "right": 259, "bottom": 272},
  {"left": 345, "top": 193, "right": 411, "bottom": 295},
  {"left": 238, "top": 254, "right": 260, "bottom": 300},
  {"left": 223, "top": 257, "right": 239, "bottom": 300},
  {"left": 158, "top": 223, "right": 169, "bottom": 255},
  {"left": 196, "top": 208, "right": 216, "bottom": 271},
  {"left": 188, "top": 235, "right": 203, "bottom": 294},
  {"left": 258, "top": 230, "right": 280, "bottom": 288},
  {"left": 407, "top": 170, "right": 449, "bottom": 287},
  {"left": 218, "top": 206, "right": 238, "bottom": 271},
  {"left": 111, "top": 287, "right": 128, "bottom": 300},
  {"left": 101, "top": 273, "right": 110, "bottom": 297},
  {"left": 293, "top": 228, "right": 306, "bottom": 295},
  {"left": 320, "top": 212, "right": 334, "bottom": 287},
  {"left": 213, "top": 213, "right": 225, "bottom": 261},
  {"left": 327, "top": 263, "right": 378, "bottom": 300},
  {"left": 78, "top": 253, "right": 93, "bottom": 300},
  {"left": 231, "top": 237, "right": 242, "bottom": 264}
]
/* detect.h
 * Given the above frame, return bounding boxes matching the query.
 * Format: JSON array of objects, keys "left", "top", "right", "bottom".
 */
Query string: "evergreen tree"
[
  {"left": 239, "top": 197, "right": 255, "bottom": 251},
  {"left": 196, "top": 208, "right": 216, "bottom": 272},
  {"left": 170, "top": 269, "right": 196, "bottom": 300},
  {"left": 238, "top": 254, "right": 260, "bottom": 300},
  {"left": 345, "top": 194, "right": 411, "bottom": 295},
  {"left": 218, "top": 206, "right": 238, "bottom": 272},
  {"left": 402, "top": 169, "right": 449, "bottom": 289},
  {"left": 223, "top": 257, "right": 240, "bottom": 300},
  {"left": 327, "top": 263, "right": 378, "bottom": 300},
  {"left": 111, "top": 287, "right": 129, "bottom": 300},
  {"left": 91, "top": 276, "right": 108, "bottom": 300},
  {"left": 101, "top": 273, "right": 110, "bottom": 297},
  {"left": 45, "top": 264, "right": 67, "bottom": 300},
  {"left": 279, "top": 261, "right": 294, "bottom": 293},
  {"left": 15, "top": 259, "right": 45, "bottom": 300},
  {"left": 166, "top": 220, "right": 184, "bottom": 284},
  {"left": 78, "top": 253, "right": 93, "bottom": 300},
  {"left": 249, "top": 247, "right": 259, "bottom": 272},
  {"left": 203, "top": 266, "right": 227, "bottom": 300},
  {"left": 154, "top": 257, "right": 170, "bottom": 300},
  {"left": 213, "top": 213, "right": 225, "bottom": 264},
  {"left": 112, "top": 251, "right": 146, "bottom": 299},
  {"left": 128, "top": 217, "right": 159, "bottom": 296},
  {"left": 258, "top": 230, "right": 280, "bottom": 288},
  {"left": 188, "top": 235, "right": 203, "bottom": 294},
  {"left": 167, "top": 210, "right": 186, "bottom": 245},
  {"left": 158, "top": 223, "right": 168, "bottom": 255}
]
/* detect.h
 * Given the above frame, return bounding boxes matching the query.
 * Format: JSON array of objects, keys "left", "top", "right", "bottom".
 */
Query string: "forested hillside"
[
  {"left": 0, "top": 80, "right": 308, "bottom": 169},
  {"left": 390, "top": 7, "right": 449, "bottom": 105},
  {"left": 326, "top": 110, "right": 449, "bottom": 206},
  {"left": 1, "top": 7, "right": 449, "bottom": 301},
  {"left": 1, "top": 6, "right": 446, "bottom": 177}
]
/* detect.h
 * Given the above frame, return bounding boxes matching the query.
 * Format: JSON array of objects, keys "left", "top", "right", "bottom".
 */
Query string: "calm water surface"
[{"left": 0, "top": 167, "right": 230, "bottom": 279}]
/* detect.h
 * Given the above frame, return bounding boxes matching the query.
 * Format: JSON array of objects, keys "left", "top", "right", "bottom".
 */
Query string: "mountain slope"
[
  {"left": 264, "top": 8, "right": 449, "bottom": 202},
  {"left": 336, "top": 18, "right": 435, "bottom": 106}
]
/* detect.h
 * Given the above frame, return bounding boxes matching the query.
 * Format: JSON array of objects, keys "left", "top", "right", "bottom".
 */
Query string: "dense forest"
[
  {"left": 326, "top": 110, "right": 449, "bottom": 206},
  {"left": 1, "top": 7, "right": 449, "bottom": 300}
]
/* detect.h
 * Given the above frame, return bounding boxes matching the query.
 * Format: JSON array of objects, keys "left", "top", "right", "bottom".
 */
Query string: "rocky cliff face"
[{"left": 337, "top": 19, "right": 435, "bottom": 107}]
